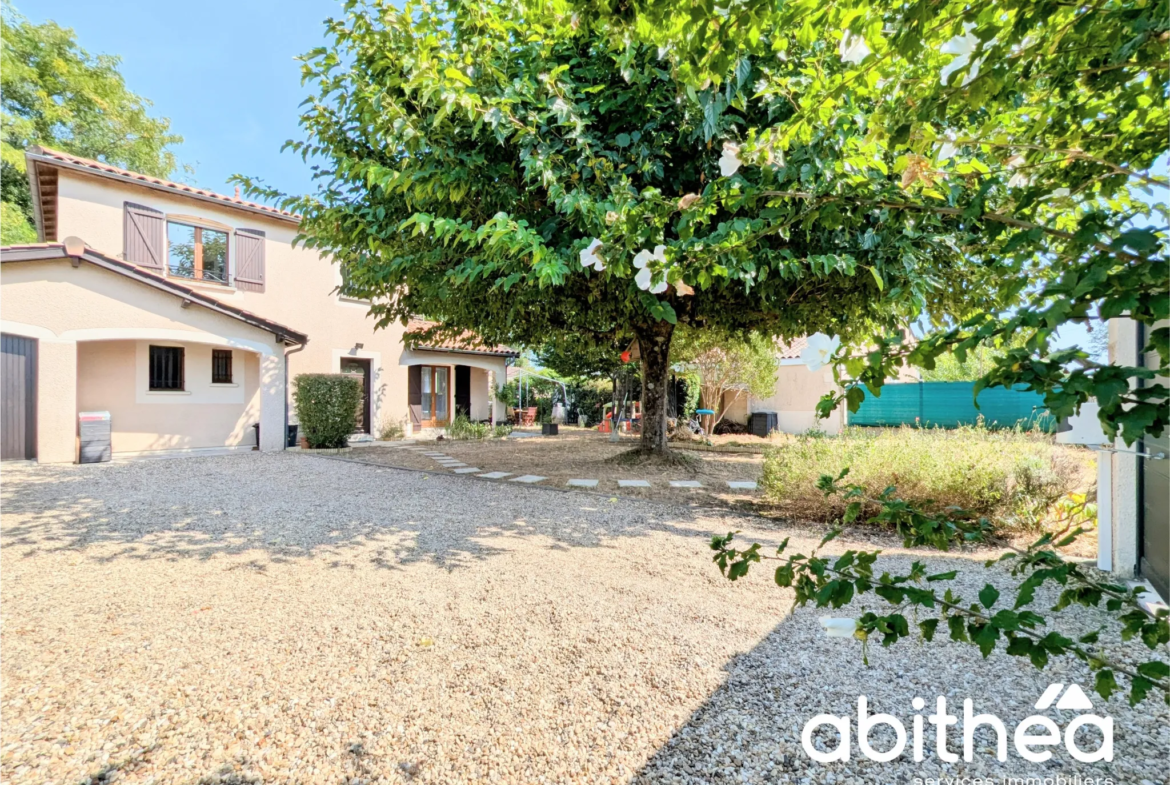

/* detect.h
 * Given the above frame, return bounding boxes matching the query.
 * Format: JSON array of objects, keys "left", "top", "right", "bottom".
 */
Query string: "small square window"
[
  {"left": 212, "top": 349, "right": 233, "bottom": 384},
  {"left": 149, "top": 346, "right": 185, "bottom": 391}
]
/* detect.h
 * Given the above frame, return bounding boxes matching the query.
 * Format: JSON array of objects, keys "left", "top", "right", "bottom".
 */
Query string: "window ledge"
[
  {"left": 146, "top": 389, "right": 191, "bottom": 396},
  {"left": 168, "top": 276, "right": 235, "bottom": 292},
  {"left": 210, "top": 382, "right": 239, "bottom": 388}
]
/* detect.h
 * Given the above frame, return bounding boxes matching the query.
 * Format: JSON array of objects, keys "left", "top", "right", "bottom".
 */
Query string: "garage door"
[{"left": 1, "top": 333, "right": 37, "bottom": 461}]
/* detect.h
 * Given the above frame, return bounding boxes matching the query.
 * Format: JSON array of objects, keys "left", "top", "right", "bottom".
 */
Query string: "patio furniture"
[{"left": 521, "top": 407, "right": 538, "bottom": 426}]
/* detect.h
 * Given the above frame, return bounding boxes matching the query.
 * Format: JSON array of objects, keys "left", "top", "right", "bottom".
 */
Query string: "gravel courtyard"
[{"left": 1, "top": 454, "right": 1165, "bottom": 784}]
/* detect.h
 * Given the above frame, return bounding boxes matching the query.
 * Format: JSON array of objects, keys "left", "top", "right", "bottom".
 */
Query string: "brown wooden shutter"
[
  {"left": 123, "top": 202, "right": 165, "bottom": 273},
  {"left": 234, "top": 228, "right": 266, "bottom": 292},
  {"left": 408, "top": 365, "right": 422, "bottom": 426}
]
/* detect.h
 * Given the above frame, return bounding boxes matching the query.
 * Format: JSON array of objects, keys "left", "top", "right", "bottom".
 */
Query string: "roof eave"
[
  {"left": 24, "top": 149, "right": 301, "bottom": 226},
  {"left": 413, "top": 344, "right": 519, "bottom": 359},
  {"left": 0, "top": 245, "right": 309, "bottom": 346}
]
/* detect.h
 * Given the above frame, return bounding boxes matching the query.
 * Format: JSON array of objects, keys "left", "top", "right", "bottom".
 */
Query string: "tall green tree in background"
[{"left": 0, "top": 1, "right": 183, "bottom": 244}]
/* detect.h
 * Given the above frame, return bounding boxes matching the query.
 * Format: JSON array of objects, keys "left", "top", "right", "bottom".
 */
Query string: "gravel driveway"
[{"left": 1, "top": 454, "right": 1165, "bottom": 784}]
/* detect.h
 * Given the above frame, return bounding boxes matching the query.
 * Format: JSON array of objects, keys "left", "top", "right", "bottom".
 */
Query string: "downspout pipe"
[{"left": 283, "top": 340, "right": 307, "bottom": 450}]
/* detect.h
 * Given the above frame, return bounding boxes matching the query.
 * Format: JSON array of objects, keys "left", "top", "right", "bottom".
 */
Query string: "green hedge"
[{"left": 293, "top": 374, "right": 362, "bottom": 448}]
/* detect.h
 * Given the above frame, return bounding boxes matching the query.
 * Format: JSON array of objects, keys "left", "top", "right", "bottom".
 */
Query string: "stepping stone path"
[{"left": 403, "top": 446, "right": 759, "bottom": 494}]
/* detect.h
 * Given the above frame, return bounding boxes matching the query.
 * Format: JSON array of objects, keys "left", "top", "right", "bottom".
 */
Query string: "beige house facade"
[{"left": 1, "top": 147, "right": 513, "bottom": 463}]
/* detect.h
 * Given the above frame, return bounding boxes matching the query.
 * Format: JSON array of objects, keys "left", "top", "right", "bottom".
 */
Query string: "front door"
[
  {"left": 1, "top": 334, "right": 37, "bottom": 461},
  {"left": 340, "top": 358, "right": 372, "bottom": 434},
  {"left": 454, "top": 365, "right": 471, "bottom": 419},
  {"left": 419, "top": 365, "right": 449, "bottom": 427}
]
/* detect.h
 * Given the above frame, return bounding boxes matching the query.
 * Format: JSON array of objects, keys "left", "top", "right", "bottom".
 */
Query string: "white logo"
[{"left": 800, "top": 685, "right": 1112, "bottom": 764}]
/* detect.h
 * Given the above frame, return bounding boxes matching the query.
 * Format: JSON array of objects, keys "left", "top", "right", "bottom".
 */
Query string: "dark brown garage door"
[{"left": 1, "top": 333, "right": 37, "bottom": 461}]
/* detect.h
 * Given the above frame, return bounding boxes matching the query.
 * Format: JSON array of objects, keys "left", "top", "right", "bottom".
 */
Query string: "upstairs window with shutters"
[
  {"left": 234, "top": 229, "right": 266, "bottom": 292},
  {"left": 167, "top": 222, "right": 229, "bottom": 284},
  {"left": 123, "top": 203, "right": 166, "bottom": 273}
]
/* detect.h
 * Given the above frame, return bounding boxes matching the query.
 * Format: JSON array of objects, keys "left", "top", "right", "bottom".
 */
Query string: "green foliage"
[
  {"left": 919, "top": 335, "right": 1030, "bottom": 382},
  {"left": 293, "top": 374, "right": 362, "bottom": 449},
  {"left": 1, "top": 199, "right": 35, "bottom": 244},
  {"left": 377, "top": 419, "right": 405, "bottom": 441},
  {"left": 237, "top": 0, "right": 1009, "bottom": 453},
  {"left": 1, "top": 1, "right": 184, "bottom": 236},
  {"left": 762, "top": 425, "right": 1087, "bottom": 528},
  {"left": 673, "top": 327, "right": 778, "bottom": 426},
  {"left": 446, "top": 414, "right": 490, "bottom": 440},
  {"left": 492, "top": 423, "right": 513, "bottom": 439}
]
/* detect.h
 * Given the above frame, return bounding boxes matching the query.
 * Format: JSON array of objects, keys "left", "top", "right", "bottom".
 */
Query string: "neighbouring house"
[
  {"left": 1097, "top": 317, "right": 1168, "bottom": 602},
  {"left": 719, "top": 336, "right": 920, "bottom": 435},
  {"left": 0, "top": 146, "right": 515, "bottom": 463}
]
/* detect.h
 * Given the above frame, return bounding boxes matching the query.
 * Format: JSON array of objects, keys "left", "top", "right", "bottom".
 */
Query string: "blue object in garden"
[{"left": 695, "top": 408, "right": 716, "bottom": 416}]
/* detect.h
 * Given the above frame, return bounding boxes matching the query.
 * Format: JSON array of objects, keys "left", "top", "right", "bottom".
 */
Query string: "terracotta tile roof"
[
  {"left": 26, "top": 146, "right": 299, "bottom": 222},
  {"left": 777, "top": 336, "right": 808, "bottom": 360},
  {"left": 1, "top": 242, "right": 309, "bottom": 345},
  {"left": 405, "top": 319, "right": 518, "bottom": 357}
]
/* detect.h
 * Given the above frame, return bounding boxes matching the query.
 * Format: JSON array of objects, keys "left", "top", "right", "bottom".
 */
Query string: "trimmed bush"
[
  {"left": 293, "top": 374, "right": 362, "bottom": 448},
  {"left": 761, "top": 425, "right": 1093, "bottom": 530}
]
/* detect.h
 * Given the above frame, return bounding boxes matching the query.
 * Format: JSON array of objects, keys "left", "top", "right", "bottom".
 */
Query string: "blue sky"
[
  {"left": 21, "top": 0, "right": 1162, "bottom": 356},
  {"left": 22, "top": 0, "right": 340, "bottom": 198}
]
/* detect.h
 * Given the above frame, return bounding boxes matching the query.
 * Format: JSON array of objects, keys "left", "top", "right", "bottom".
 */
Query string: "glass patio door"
[{"left": 419, "top": 365, "right": 450, "bottom": 426}]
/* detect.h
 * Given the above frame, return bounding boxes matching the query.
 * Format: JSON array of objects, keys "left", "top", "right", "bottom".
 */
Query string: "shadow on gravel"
[
  {"left": 632, "top": 558, "right": 1166, "bottom": 785},
  {"left": 0, "top": 452, "right": 754, "bottom": 569}
]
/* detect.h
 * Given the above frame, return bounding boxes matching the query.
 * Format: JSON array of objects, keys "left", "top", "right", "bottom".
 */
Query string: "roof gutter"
[{"left": 24, "top": 150, "right": 300, "bottom": 226}]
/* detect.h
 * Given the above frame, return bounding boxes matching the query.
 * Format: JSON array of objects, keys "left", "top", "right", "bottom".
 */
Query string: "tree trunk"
[{"left": 634, "top": 320, "right": 675, "bottom": 455}]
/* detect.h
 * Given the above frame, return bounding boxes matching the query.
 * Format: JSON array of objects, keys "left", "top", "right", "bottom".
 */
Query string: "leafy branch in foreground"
[{"left": 711, "top": 470, "right": 1169, "bottom": 707}]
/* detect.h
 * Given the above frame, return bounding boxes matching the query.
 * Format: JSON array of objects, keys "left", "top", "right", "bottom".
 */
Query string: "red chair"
[{"left": 521, "top": 407, "right": 538, "bottom": 426}]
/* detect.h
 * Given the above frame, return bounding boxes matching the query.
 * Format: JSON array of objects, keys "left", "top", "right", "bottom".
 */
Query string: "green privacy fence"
[{"left": 848, "top": 381, "right": 1057, "bottom": 431}]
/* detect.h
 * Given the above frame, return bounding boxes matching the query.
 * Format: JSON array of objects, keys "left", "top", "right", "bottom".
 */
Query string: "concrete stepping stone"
[
  {"left": 510, "top": 475, "right": 547, "bottom": 483},
  {"left": 727, "top": 480, "right": 758, "bottom": 490},
  {"left": 422, "top": 452, "right": 447, "bottom": 457},
  {"left": 452, "top": 467, "right": 482, "bottom": 474},
  {"left": 438, "top": 461, "right": 468, "bottom": 468},
  {"left": 618, "top": 479, "right": 651, "bottom": 488},
  {"left": 478, "top": 471, "right": 512, "bottom": 479},
  {"left": 670, "top": 480, "right": 703, "bottom": 488},
  {"left": 567, "top": 479, "right": 599, "bottom": 488}
]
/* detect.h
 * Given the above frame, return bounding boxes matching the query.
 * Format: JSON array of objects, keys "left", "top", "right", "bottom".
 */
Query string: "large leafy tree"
[
  {"left": 0, "top": 1, "right": 184, "bottom": 243},
  {"left": 246, "top": 0, "right": 1015, "bottom": 457},
  {"left": 577, "top": 0, "right": 1167, "bottom": 444},
  {"left": 579, "top": 0, "right": 1168, "bottom": 704}
]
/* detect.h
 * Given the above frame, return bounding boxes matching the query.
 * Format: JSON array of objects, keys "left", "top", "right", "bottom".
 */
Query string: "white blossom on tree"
[{"left": 800, "top": 332, "right": 842, "bottom": 371}]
